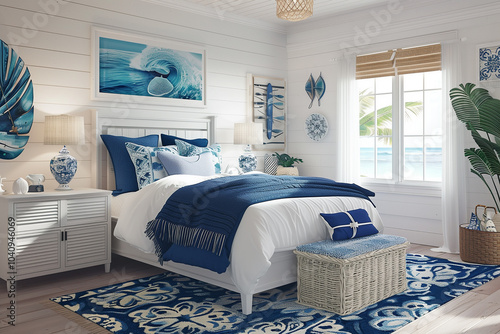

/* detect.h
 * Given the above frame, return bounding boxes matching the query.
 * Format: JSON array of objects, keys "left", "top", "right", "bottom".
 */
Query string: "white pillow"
[
  {"left": 157, "top": 151, "right": 214, "bottom": 176},
  {"left": 175, "top": 139, "right": 222, "bottom": 174}
]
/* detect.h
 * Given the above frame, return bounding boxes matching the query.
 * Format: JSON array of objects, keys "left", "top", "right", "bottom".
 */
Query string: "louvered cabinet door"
[
  {"left": 12, "top": 201, "right": 61, "bottom": 277},
  {"left": 16, "top": 230, "right": 62, "bottom": 276},
  {"left": 64, "top": 224, "right": 109, "bottom": 269},
  {"left": 14, "top": 201, "right": 59, "bottom": 233},
  {"left": 65, "top": 196, "right": 108, "bottom": 226}
]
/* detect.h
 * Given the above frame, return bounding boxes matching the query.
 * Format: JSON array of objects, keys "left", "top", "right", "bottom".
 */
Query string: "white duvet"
[{"left": 113, "top": 173, "right": 383, "bottom": 295}]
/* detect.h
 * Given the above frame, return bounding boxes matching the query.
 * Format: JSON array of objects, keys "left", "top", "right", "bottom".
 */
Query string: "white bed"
[{"left": 97, "top": 115, "right": 383, "bottom": 315}]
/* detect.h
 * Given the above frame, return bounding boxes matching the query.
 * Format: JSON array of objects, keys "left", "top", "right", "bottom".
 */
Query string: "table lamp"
[
  {"left": 233, "top": 122, "right": 263, "bottom": 173},
  {"left": 44, "top": 115, "right": 85, "bottom": 190}
]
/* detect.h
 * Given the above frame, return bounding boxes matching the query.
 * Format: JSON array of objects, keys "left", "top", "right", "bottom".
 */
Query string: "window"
[{"left": 357, "top": 44, "right": 442, "bottom": 184}]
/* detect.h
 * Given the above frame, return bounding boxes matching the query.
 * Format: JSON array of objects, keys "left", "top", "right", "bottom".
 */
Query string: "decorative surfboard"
[
  {"left": 305, "top": 74, "right": 315, "bottom": 109},
  {"left": 0, "top": 39, "right": 34, "bottom": 159},
  {"left": 252, "top": 76, "right": 285, "bottom": 148},
  {"left": 266, "top": 83, "right": 273, "bottom": 140}
]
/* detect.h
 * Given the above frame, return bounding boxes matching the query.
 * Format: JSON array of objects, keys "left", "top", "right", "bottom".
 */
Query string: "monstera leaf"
[
  {"left": 450, "top": 83, "right": 500, "bottom": 210},
  {"left": 0, "top": 39, "right": 34, "bottom": 159}
]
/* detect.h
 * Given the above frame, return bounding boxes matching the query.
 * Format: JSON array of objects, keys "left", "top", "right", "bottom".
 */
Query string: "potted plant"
[
  {"left": 450, "top": 83, "right": 500, "bottom": 265},
  {"left": 273, "top": 152, "right": 303, "bottom": 176},
  {"left": 450, "top": 83, "right": 500, "bottom": 211}
]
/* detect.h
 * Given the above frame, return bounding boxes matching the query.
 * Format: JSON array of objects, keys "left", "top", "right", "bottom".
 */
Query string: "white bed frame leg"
[{"left": 241, "top": 293, "right": 253, "bottom": 315}]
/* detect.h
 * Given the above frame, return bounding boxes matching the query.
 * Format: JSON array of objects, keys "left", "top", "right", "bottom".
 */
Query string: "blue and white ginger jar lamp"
[
  {"left": 44, "top": 115, "right": 85, "bottom": 190},
  {"left": 50, "top": 146, "right": 78, "bottom": 190},
  {"left": 234, "top": 123, "right": 263, "bottom": 173}
]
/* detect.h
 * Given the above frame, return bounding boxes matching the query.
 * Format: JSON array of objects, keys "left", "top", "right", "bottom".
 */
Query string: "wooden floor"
[{"left": 1, "top": 244, "right": 499, "bottom": 334}]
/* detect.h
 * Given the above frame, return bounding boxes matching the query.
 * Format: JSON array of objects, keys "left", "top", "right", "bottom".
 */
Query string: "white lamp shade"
[
  {"left": 44, "top": 115, "right": 85, "bottom": 145},
  {"left": 234, "top": 123, "right": 263, "bottom": 145}
]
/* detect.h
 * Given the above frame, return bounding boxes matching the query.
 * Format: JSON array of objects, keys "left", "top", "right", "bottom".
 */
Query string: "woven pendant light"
[{"left": 276, "top": 0, "right": 313, "bottom": 21}]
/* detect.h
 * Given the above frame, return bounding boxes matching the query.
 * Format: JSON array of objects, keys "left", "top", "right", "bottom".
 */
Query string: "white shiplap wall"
[
  {"left": 285, "top": 0, "right": 500, "bottom": 246},
  {"left": 0, "top": 0, "right": 287, "bottom": 192}
]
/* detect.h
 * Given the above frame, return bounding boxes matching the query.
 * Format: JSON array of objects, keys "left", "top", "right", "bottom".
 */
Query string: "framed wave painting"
[{"left": 91, "top": 27, "right": 206, "bottom": 107}]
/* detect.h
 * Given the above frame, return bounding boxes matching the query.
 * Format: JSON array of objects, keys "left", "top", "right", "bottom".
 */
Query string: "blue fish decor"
[
  {"left": 305, "top": 74, "right": 315, "bottom": 109},
  {"left": 266, "top": 83, "right": 274, "bottom": 140},
  {"left": 253, "top": 78, "right": 285, "bottom": 147},
  {"left": 304, "top": 72, "right": 326, "bottom": 108},
  {"left": 0, "top": 39, "right": 34, "bottom": 160},
  {"left": 315, "top": 72, "right": 326, "bottom": 106}
]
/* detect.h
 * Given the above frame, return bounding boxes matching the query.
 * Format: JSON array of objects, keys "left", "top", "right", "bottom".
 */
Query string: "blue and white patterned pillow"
[
  {"left": 175, "top": 139, "right": 222, "bottom": 174},
  {"left": 125, "top": 142, "right": 179, "bottom": 189}
]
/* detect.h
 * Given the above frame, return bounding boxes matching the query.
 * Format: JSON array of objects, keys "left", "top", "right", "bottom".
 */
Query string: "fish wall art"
[
  {"left": 0, "top": 39, "right": 34, "bottom": 160},
  {"left": 305, "top": 72, "right": 326, "bottom": 108},
  {"left": 251, "top": 75, "right": 286, "bottom": 149}
]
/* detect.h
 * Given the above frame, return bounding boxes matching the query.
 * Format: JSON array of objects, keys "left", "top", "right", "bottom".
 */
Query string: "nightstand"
[{"left": 0, "top": 189, "right": 112, "bottom": 287}]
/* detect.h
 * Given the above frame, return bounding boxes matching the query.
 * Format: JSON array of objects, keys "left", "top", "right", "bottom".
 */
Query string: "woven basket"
[
  {"left": 294, "top": 241, "right": 409, "bottom": 315},
  {"left": 459, "top": 224, "right": 500, "bottom": 265}
]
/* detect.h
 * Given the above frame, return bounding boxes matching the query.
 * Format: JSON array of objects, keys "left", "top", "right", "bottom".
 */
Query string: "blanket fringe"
[
  {"left": 43, "top": 299, "right": 112, "bottom": 334},
  {"left": 146, "top": 218, "right": 168, "bottom": 264},
  {"left": 167, "top": 223, "right": 226, "bottom": 255},
  {"left": 146, "top": 219, "right": 227, "bottom": 263}
]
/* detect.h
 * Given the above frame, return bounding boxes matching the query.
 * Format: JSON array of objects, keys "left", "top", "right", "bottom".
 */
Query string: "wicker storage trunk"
[
  {"left": 459, "top": 224, "right": 500, "bottom": 265},
  {"left": 294, "top": 237, "right": 409, "bottom": 315}
]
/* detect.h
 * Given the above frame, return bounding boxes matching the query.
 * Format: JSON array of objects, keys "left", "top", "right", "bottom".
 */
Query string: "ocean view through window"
[{"left": 358, "top": 69, "right": 443, "bottom": 183}]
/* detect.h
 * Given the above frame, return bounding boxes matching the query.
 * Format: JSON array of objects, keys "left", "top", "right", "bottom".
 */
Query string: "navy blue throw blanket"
[{"left": 145, "top": 174, "right": 375, "bottom": 273}]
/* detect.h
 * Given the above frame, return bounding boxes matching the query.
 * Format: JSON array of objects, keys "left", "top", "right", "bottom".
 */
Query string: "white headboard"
[{"left": 95, "top": 112, "right": 216, "bottom": 190}]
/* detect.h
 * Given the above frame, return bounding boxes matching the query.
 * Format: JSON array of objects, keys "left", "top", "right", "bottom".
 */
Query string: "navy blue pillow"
[
  {"left": 321, "top": 209, "right": 379, "bottom": 240},
  {"left": 101, "top": 134, "right": 158, "bottom": 196},
  {"left": 161, "top": 134, "right": 208, "bottom": 147}
]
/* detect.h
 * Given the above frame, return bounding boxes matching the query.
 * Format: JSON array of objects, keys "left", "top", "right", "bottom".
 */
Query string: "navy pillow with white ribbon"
[{"left": 321, "top": 209, "right": 379, "bottom": 240}]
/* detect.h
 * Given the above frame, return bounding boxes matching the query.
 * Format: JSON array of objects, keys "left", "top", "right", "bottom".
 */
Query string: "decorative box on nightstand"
[{"left": 0, "top": 188, "right": 112, "bottom": 287}]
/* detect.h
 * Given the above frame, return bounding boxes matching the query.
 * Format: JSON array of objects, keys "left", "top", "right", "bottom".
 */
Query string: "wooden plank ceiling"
[{"left": 151, "top": 0, "right": 391, "bottom": 26}]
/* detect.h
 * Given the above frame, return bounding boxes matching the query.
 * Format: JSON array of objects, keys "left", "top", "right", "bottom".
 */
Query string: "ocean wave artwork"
[
  {"left": 98, "top": 37, "right": 203, "bottom": 101},
  {"left": 0, "top": 39, "right": 34, "bottom": 160}
]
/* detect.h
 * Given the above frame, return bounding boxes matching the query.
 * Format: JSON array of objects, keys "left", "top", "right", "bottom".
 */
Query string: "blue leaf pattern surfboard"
[{"left": 0, "top": 39, "right": 34, "bottom": 159}]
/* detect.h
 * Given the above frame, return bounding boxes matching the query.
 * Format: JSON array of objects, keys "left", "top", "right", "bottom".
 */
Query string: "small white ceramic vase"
[
  {"left": 0, "top": 177, "right": 6, "bottom": 195},
  {"left": 13, "top": 177, "right": 29, "bottom": 194}
]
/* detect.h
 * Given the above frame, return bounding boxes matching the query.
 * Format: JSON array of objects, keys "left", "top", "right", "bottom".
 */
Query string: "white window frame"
[{"left": 358, "top": 72, "right": 443, "bottom": 195}]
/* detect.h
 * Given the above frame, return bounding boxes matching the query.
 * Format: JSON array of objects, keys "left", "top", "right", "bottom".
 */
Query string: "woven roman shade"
[{"left": 356, "top": 44, "right": 442, "bottom": 80}]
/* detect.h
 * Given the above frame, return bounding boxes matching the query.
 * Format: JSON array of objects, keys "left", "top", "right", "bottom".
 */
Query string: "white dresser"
[{"left": 0, "top": 188, "right": 112, "bottom": 286}]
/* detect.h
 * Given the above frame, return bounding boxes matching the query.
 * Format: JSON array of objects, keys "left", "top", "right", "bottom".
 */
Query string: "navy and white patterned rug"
[{"left": 50, "top": 254, "right": 500, "bottom": 333}]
